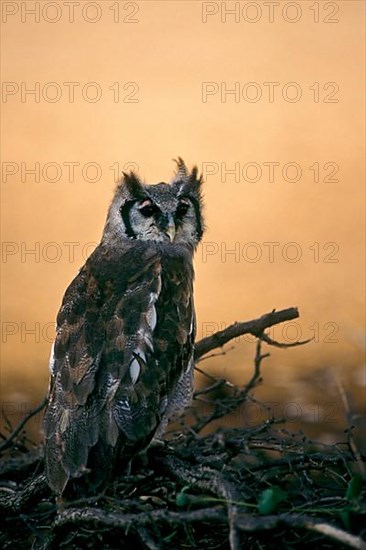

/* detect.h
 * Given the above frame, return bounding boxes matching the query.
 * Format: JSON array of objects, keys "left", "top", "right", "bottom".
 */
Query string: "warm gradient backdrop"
[{"left": 1, "top": 0, "right": 365, "bottom": 443}]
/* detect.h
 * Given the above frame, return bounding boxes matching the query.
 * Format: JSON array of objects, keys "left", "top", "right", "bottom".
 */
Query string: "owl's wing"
[
  {"left": 116, "top": 246, "right": 195, "bottom": 446},
  {"left": 148, "top": 250, "right": 196, "bottom": 432},
  {"left": 112, "top": 248, "right": 196, "bottom": 448},
  {"left": 43, "top": 241, "right": 162, "bottom": 495}
]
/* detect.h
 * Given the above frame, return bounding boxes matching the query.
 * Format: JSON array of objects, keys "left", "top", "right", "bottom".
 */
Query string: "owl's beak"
[{"left": 165, "top": 215, "right": 176, "bottom": 242}]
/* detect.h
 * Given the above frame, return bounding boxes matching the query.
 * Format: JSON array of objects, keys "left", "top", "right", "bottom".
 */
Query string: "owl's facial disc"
[
  {"left": 105, "top": 164, "right": 203, "bottom": 247},
  {"left": 122, "top": 196, "right": 193, "bottom": 243}
]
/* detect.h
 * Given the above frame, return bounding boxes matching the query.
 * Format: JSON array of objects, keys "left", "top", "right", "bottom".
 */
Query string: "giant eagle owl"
[{"left": 43, "top": 159, "right": 204, "bottom": 496}]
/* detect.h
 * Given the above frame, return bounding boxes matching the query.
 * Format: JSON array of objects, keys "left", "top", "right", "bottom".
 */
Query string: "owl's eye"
[
  {"left": 139, "top": 200, "right": 158, "bottom": 218},
  {"left": 176, "top": 200, "right": 190, "bottom": 217}
]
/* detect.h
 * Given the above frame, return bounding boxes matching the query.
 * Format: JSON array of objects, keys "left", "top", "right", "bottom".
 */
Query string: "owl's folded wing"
[{"left": 43, "top": 242, "right": 162, "bottom": 495}]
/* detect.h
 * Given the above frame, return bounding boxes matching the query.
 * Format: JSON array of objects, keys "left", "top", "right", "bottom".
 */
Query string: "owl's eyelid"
[
  {"left": 138, "top": 198, "right": 154, "bottom": 209},
  {"left": 176, "top": 198, "right": 191, "bottom": 211},
  {"left": 177, "top": 195, "right": 191, "bottom": 206}
]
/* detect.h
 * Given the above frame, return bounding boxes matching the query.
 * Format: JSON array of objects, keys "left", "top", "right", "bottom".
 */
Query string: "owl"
[{"left": 43, "top": 159, "right": 204, "bottom": 496}]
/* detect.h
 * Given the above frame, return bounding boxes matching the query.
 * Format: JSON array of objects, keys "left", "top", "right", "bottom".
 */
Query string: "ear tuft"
[
  {"left": 172, "top": 158, "right": 203, "bottom": 189},
  {"left": 122, "top": 171, "right": 146, "bottom": 199},
  {"left": 189, "top": 166, "right": 202, "bottom": 185},
  {"left": 172, "top": 157, "right": 188, "bottom": 181},
  {"left": 172, "top": 161, "right": 202, "bottom": 198}
]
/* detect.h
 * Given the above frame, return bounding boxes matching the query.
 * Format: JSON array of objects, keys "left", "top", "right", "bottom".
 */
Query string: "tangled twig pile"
[{"left": 1, "top": 308, "right": 365, "bottom": 549}]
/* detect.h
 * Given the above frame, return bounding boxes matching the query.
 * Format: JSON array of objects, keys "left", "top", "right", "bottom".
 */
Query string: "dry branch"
[
  {"left": 0, "top": 396, "right": 48, "bottom": 453},
  {"left": 190, "top": 339, "right": 269, "bottom": 433},
  {"left": 234, "top": 513, "right": 366, "bottom": 549},
  {"left": 194, "top": 307, "right": 308, "bottom": 359},
  {"left": 52, "top": 507, "right": 366, "bottom": 550},
  {"left": 54, "top": 504, "right": 227, "bottom": 529}
]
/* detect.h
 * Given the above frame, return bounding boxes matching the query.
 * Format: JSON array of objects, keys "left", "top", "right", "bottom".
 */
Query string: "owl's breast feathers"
[{"left": 44, "top": 241, "right": 195, "bottom": 495}]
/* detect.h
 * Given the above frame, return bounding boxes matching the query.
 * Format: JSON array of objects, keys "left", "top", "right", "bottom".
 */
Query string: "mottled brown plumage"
[{"left": 43, "top": 159, "right": 204, "bottom": 496}]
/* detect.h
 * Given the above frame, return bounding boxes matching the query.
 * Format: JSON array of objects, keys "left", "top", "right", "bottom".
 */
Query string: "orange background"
[{"left": 1, "top": 1, "right": 365, "bottom": 443}]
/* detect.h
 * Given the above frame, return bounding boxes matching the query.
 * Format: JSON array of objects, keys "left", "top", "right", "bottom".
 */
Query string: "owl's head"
[{"left": 103, "top": 159, "right": 204, "bottom": 249}]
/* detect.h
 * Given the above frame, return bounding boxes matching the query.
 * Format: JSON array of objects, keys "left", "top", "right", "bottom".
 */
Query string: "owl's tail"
[{"left": 43, "top": 398, "right": 125, "bottom": 497}]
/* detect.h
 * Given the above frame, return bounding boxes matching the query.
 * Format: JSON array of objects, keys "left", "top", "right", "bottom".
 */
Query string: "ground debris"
[{"left": 1, "top": 316, "right": 365, "bottom": 549}]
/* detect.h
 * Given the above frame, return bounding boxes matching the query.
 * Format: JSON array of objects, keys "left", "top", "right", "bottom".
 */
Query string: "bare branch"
[
  {"left": 53, "top": 507, "right": 366, "bottom": 550},
  {"left": 0, "top": 397, "right": 48, "bottom": 453},
  {"left": 260, "top": 332, "right": 311, "bottom": 348},
  {"left": 195, "top": 307, "right": 302, "bottom": 359},
  {"left": 234, "top": 513, "right": 366, "bottom": 550},
  {"left": 191, "top": 340, "right": 269, "bottom": 433},
  {"left": 54, "top": 505, "right": 227, "bottom": 530}
]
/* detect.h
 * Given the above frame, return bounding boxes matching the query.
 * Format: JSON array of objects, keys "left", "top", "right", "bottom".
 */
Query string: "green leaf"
[
  {"left": 345, "top": 475, "right": 364, "bottom": 502},
  {"left": 258, "top": 486, "right": 287, "bottom": 515},
  {"left": 340, "top": 509, "right": 351, "bottom": 531},
  {"left": 176, "top": 492, "right": 189, "bottom": 507}
]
